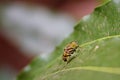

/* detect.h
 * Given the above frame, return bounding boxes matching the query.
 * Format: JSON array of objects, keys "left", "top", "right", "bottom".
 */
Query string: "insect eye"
[
  {"left": 63, "top": 57, "right": 67, "bottom": 62},
  {"left": 64, "top": 59, "right": 67, "bottom": 62}
]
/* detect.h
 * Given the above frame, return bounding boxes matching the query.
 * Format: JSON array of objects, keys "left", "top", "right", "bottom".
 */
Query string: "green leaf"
[
  {"left": 17, "top": 0, "right": 120, "bottom": 80},
  {"left": 96, "top": 0, "right": 111, "bottom": 8},
  {"left": 34, "top": 35, "right": 120, "bottom": 80}
]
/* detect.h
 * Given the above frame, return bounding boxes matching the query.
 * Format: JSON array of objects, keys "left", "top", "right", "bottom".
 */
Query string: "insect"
[{"left": 62, "top": 41, "right": 79, "bottom": 62}]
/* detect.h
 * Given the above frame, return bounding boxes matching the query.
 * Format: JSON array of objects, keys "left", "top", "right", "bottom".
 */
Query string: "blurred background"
[{"left": 0, "top": 0, "right": 97, "bottom": 80}]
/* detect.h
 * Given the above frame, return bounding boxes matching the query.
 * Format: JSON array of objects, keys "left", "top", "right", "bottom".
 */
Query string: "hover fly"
[{"left": 62, "top": 41, "right": 79, "bottom": 62}]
